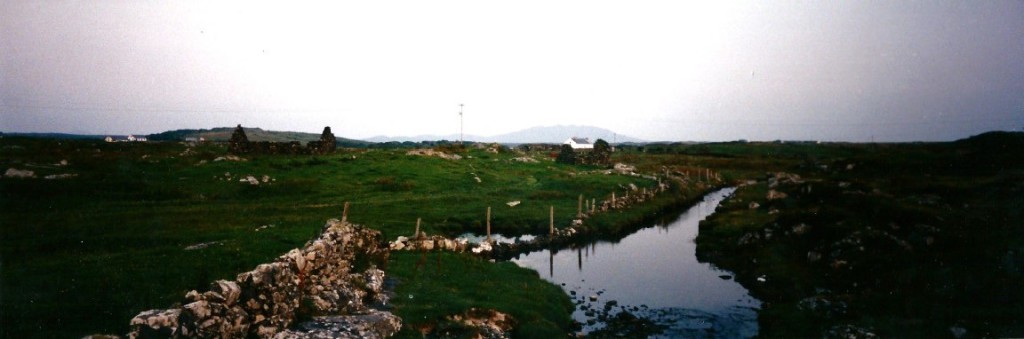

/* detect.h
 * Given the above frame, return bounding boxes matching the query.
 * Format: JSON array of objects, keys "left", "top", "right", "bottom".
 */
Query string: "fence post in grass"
[
  {"left": 611, "top": 192, "right": 616, "bottom": 208},
  {"left": 578, "top": 194, "right": 583, "bottom": 218},
  {"left": 591, "top": 198, "right": 596, "bottom": 213},
  {"left": 415, "top": 218, "right": 421, "bottom": 239},
  {"left": 486, "top": 206, "right": 492, "bottom": 243},
  {"left": 342, "top": 201, "right": 350, "bottom": 223},
  {"left": 550, "top": 205, "right": 555, "bottom": 235}
]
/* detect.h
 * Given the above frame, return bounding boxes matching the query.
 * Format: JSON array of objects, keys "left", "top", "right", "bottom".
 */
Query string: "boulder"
[
  {"left": 3, "top": 168, "right": 35, "bottom": 178},
  {"left": 807, "top": 251, "right": 822, "bottom": 262},
  {"left": 129, "top": 309, "right": 180, "bottom": 339},
  {"left": 766, "top": 190, "right": 787, "bottom": 200},
  {"left": 442, "top": 308, "right": 515, "bottom": 339},
  {"left": 242, "top": 176, "right": 260, "bottom": 185},
  {"left": 211, "top": 280, "right": 242, "bottom": 306}
]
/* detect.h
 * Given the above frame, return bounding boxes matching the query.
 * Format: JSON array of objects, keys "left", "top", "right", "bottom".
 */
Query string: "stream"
[{"left": 511, "top": 188, "right": 761, "bottom": 338}]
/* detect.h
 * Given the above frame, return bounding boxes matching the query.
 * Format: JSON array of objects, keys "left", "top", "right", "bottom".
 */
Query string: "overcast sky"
[{"left": 2, "top": 1, "right": 1022, "bottom": 142}]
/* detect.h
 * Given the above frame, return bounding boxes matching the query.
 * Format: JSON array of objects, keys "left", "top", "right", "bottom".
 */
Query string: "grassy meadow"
[
  {"left": 3, "top": 132, "right": 1022, "bottom": 338},
  {"left": 0, "top": 137, "right": 684, "bottom": 337}
]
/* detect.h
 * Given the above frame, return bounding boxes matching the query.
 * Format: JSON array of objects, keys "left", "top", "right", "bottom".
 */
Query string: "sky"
[{"left": 2, "top": 1, "right": 1023, "bottom": 142}]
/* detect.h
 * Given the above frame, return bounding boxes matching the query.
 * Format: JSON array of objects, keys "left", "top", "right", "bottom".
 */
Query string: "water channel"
[{"left": 511, "top": 188, "right": 761, "bottom": 338}]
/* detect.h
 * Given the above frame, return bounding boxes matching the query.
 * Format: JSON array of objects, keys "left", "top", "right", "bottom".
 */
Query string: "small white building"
[
  {"left": 563, "top": 137, "right": 593, "bottom": 150},
  {"left": 127, "top": 135, "right": 148, "bottom": 142}
]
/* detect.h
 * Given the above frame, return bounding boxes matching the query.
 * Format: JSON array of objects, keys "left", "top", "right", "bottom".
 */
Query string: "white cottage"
[{"left": 563, "top": 137, "right": 593, "bottom": 150}]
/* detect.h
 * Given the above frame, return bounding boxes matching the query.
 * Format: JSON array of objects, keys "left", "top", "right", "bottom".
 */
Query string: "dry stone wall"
[{"left": 129, "top": 219, "right": 399, "bottom": 338}]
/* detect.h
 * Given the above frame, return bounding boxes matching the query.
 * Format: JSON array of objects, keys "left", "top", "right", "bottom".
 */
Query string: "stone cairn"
[{"left": 128, "top": 219, "right": 400, "bottom": 339}]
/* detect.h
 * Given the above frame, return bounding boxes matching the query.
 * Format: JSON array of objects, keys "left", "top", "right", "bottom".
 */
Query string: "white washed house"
[{"left": 563, "top": 137, "right": 593, "bottom": 150}]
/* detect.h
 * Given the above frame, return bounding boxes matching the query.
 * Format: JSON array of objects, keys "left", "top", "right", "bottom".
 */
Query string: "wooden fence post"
[
  {"left": 342, "top": 201, "right": 350, "bottom": 222},
  {"left": 415, "top": 218, "right": 421, "bottom": 239},
  {"left": 486, "top": 206, "right": 492, "bottom": 243},
  {"left": 549, "top": 206, "right": 555, "bottom": 235},
  {"left": 578, "top": 194, "right": 583, "bottom": 218}
]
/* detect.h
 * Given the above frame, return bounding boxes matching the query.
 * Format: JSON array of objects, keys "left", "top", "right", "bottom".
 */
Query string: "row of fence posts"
[
  {"left": 335, "top": 183, "right": 676, "bottom": 246},
  {"left": 331, "top": 179, "right": 674, "bottom": 271},
  {"left": 686, "top": 168, "right": 721, "bottom": 182}
]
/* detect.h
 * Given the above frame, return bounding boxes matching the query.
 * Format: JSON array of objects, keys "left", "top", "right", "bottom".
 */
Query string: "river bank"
[
  {"left": 514, "top": 188, "right": 762, "bottom": 338},
  {"left": 383, "top": 170, "right": 731, "bottom": 337},
  {"left": 693, "top": 133, "right": 1024, "bottom": 337}
]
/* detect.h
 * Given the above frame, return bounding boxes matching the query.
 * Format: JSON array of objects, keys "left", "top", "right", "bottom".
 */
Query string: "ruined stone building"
[{"left": 228, "top": 125, "right": 337, "bottom": 155}]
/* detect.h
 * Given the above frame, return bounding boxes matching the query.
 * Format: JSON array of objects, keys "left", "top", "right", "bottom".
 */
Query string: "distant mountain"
[
  {"left": 364, "top": 134, "right": 484, "bottom": 143},
  {"left": 148, "top": 127, "right": 373, "bottom": 147},
  {"left": 493, "top": 125, "right": 644, "bottom": 144},
  {"left": 367, "top": 125, "right": 643, "bottom": 144}
]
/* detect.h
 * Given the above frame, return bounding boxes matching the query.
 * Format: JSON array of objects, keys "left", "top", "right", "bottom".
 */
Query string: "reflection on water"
[{"left": 512, "top": 188, "right": 760, "bottom": 338}]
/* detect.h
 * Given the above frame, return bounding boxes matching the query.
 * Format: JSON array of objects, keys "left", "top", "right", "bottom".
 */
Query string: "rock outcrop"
[{"left": 129, "top": 219, "right": 398, "bottom": 338}]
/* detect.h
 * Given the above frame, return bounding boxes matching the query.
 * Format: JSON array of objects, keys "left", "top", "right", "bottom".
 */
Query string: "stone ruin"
[
  {"left": 228, "top": 125, "right": 337, "bottom": 155},
  {"left": 128, "top": 219, "right": 400, "bottom": 338}
]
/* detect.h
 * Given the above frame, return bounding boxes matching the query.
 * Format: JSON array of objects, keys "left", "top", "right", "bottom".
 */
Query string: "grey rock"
[
  {"left": 128, "top": 309, "right": 180, "bottom": 339},
  {"left": 4, "top": 168, "right": 35, "bottom": 178},
  {"left": 273, "top": 311, "right": 402, "bottom": 339}
]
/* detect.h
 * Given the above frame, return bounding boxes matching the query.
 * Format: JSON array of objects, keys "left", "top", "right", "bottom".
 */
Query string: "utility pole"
[{"left": 459, "top": 104, "right": 464, "bottom": 144}]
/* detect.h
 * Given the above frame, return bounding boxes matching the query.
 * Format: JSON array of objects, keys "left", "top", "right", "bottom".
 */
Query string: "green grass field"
[
  {"left": 0, "top": 138, "right": 677, "bottom": 337},
  {"left": 4, "top": 132, "right": 1022, "bottom": 337}
]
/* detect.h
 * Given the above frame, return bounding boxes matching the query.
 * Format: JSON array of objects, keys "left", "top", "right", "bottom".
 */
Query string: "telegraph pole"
[{"left": 459, "top": 104, "right": 464, "bottom": 144}]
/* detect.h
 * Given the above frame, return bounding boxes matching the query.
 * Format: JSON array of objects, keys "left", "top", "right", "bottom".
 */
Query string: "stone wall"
[{"left": 128, "top": 219, "right": 400, "bottom": 338}]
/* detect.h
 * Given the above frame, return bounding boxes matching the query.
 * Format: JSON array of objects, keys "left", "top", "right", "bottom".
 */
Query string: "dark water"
[{"left": 512, "top": 188, "right": 760, "bottom": 338}]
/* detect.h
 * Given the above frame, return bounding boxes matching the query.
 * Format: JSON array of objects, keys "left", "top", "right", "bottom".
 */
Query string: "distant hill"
[
  {"left": 0, "top": 132, "right": 106, "bottom": 140},
  {"left": 367, "top": 125, "right": 644, "bottom": 144},
  {"left": 148, "top": 127, "right": 373, "bottom": 147}
]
